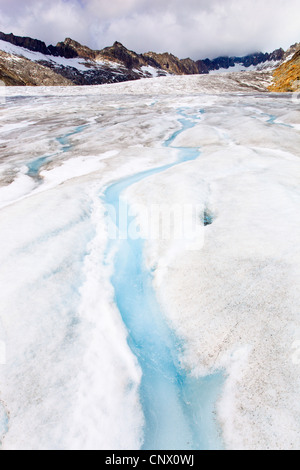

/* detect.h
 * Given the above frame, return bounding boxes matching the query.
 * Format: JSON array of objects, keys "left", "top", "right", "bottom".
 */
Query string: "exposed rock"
[
  {"left": 180, "top": 58, "right": 200, "bottom": 74},
  {"left": 269, "top": 48, "right": 285, "bottom": 61},
  {"left": 202, "top": 56, "right": 235, "bottom": 71},
  {"left": 201, "top": 49, "right": 285, "bottom": 71},
  {"left": 99, "top": 41, "right": 143, "bottom": 69},
  {"left": 0, "top": 31, "right": 50, "bottom": 55},
  {"left": 0, "top": 64, "right": 26, "bottom": 86},
  {"left": 269, "top": 48, "right": 300, "bottom": 92},
  {"left": 283, "top": 43, "right": 300, "bottom": 61},
  {"left": 143, "top": 51, "right": 194, "bottom": 75},
  {"left": 0, "top": 50, "right": 73, "bottom": 86},
  {"left": 55, "top": 38, "right": 94, "bottom": 59},
  {"left": 195, "top": 60, "right": 209, "bottom": 74},
  {"left": 38, "top": 59, "right": 141, "bottom": 86},
  {"left": 0, "top": 31, "right": 78, "bottom": 59}
]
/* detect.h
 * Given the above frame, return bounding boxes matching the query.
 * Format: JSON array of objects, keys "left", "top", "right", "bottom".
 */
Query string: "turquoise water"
[
  {"left": 56, "top": 125, "right": 87, "bottom": 153},
  {"left": 27, "top": 125, "right": 87, "bottom": 177},
  {"left": 27, "top": 155, "right": 52, "bottom": 177},
  {"left": 103, "top": 109, "right": 224, "bottom": 450},
  {"left": 260, "top": 112, "right": 293, "bottom": 128}
]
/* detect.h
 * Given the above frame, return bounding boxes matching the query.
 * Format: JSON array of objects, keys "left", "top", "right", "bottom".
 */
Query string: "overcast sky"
[{"left": 0, "top": 0, "right": 299, "bottom": 59}]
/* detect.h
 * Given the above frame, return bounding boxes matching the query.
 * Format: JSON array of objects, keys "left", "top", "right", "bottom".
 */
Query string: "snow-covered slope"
[
  {"left": 0, "top": 39, "right": 91, "bottom": 70},
  {"left": 0, "top": 38, "right": 168, "bottom": 86}
]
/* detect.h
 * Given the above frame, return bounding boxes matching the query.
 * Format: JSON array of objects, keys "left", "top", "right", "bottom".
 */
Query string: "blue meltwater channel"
[
  {"left": 103, "top": 109, "right": 224, "bottom": 450},
  {"left": 27, "top": 125, "right": 88, "bottom": 178}
]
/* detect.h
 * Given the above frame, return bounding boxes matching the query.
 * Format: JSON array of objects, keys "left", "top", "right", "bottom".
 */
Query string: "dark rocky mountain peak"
[
  {"left": 55, "top": 38, "right": 96, "bottom": 59},
  {"left": 99, "top": 41, "right": 142, "bottom": 69},
  {"left": 0, "top": 31, "right": 50, "bottom": 55},
  {"left": 0, "top": 31, "right": 78, "bottom": 59},
  {"left": 200, "top": 48, "right": 285, "bottom": 72}
]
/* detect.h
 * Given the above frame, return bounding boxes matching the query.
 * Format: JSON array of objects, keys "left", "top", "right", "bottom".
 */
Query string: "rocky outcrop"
[
  {"left": 0, "top": 31, "right": 78, "bottom": 58},
  {"left": 269, "top": 48, "right": 300, "bottom": 92},
  {"left": 55, "top": 38, "right": 95, "bottom": 60},
  {"left": 48, "top": 41, "right": 78, "bottom": 59},
  {"left": 283, "top": 43, "right": 300, "bottom": 61},
  {"left": 0, "top": 31, "right": 51, "bottom": 55},
  {"left": 37, "top": 59, "right": 142, "bottom": 85},
  {"left": 99, "top": 41, "right": 143, "bottom": 69},
  {"left": 269, "top": 48, "right": 286, "bottom": 62},
  {"left": 195, "top": 60, "right": 209, "bottom": 74},
  {"left": 0, "top": 50, "right": 73, "bottom": 86},
  {"left": 142, "top": 52, "right": 198, "bottom": 75},
  {"left": 177, "top": 57, "right": 200, "bottom": 74}
]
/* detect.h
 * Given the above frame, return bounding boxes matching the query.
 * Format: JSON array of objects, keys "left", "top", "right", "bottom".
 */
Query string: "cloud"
[{"left": 0, "top": 0, "right": 299, "bottom": 59}]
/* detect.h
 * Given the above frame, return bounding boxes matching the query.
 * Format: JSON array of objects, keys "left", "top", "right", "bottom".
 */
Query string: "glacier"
[{"left": 0, "top": 75, "right": 299, "bottom": 450}]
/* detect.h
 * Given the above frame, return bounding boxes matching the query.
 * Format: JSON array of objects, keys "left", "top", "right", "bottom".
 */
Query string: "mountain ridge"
[
  {"left": 0, "top": 30, "right": 286, "bottom": 71},
  {"left": 0, "top": 30, "right": 297, "bottom": 87}
]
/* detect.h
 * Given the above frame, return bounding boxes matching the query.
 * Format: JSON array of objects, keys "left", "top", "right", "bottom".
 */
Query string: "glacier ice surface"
[{"left": 0, "top": 76, "right": 299, "bottom": 450}]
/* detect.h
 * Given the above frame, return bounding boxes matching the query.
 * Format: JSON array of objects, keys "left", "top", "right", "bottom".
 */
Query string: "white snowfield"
[{"left": 0, "top": 75, "right": 299, "bottom": 450}]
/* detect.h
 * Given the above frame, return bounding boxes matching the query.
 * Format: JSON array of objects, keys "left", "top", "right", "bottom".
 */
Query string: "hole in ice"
[
  {"left": 151, "top": 263, "right": 158, "bottom": 273},
  {"left": 203, "top": 210, "right": 214, "bottom": 226}
]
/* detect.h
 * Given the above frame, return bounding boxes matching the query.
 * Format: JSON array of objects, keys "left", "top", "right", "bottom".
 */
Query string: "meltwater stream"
[
  {"left": 103, "top": 109, "right": 224, "bottom": 450},
  {"left": 27, "top": 125, "right": 88, "bottom": 178}
]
